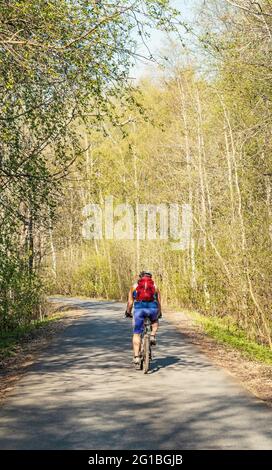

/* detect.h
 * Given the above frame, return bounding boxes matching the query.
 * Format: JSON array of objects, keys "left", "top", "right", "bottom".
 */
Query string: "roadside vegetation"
[
  {"left": 190, "top": 312, "right": 272, "bottom": 365},
  {"left": 1, "top": 1, "right": 271, "bottom": 357},
  {"left": 0, "top": 313, "right": 61, "bottom": 362}
]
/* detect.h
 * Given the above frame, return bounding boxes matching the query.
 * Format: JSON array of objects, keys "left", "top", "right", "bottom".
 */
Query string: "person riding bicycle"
[{"left": 125, "top": 271, "right": 162, "bottom": 366}]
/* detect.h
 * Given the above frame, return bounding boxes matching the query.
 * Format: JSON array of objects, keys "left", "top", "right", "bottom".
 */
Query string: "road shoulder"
[
  {"left": 165, "top": 309, "right": 272, "bottom": 406},
  {"left": 0, "top": 302, "right": 86, "bottom": 406}
]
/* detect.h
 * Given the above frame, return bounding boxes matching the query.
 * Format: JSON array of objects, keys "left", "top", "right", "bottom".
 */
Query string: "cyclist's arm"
[
  {"left": 126, "top": 287, "right": 134, "bottom": 314},
  {"left": 156, "top": 288, "right": 162, "bottom": 316}
]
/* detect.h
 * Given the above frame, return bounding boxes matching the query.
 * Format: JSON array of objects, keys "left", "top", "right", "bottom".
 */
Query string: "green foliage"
[
  {"left": 0, "top": 254, "right": 43, "bottom": 331},
  {"left": 0, "top": 314, "right": 60, "bottom": 361},
  {"left": 49, "top": 28, "right": 272, "bottom": 348},
  {"left": 2, "top": 1, "right": 271, "bottom": 355},
  {"left": 0, "top": 1, "right": 180, "bottom": 332},
  {"left": 192, "top": 312, "right": 272, "bottom": 365}
]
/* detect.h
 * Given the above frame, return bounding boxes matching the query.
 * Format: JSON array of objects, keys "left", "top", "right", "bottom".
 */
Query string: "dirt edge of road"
[
  {"left": 165, "top": 309, "right": 272, "bottom": 406},
  {"left": 0, "top": 302, "right": 87, "bottom": 406}
]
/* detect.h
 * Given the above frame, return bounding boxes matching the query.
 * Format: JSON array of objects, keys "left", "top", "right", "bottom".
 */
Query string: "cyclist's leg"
[
  {"left": 148, "top": 303, "right": 159, "bottom": 344},
  {"left": 151, "top": 321, "right": 159, "bottom": 335},
  {"left": 133, "top": 304, "right": 145, "bottom": 358}
]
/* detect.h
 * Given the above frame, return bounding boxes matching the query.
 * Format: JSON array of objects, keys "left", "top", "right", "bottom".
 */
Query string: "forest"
[{"left": 1, "top": 0, "right": 271, "bottom": 349}]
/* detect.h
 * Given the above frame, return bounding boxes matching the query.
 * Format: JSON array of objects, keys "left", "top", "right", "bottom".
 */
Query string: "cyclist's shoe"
[
  {"left": 150, "top": 335, "right": 156, "bottom": 346},
  {"left": 133, "top": 356, "right": 141, "bottom": 367}
]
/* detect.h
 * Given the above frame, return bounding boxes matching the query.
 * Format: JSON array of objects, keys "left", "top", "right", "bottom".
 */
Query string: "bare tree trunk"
[
  {"left": 132, "top": 122, "right": 140, "bottom": 275},
  {"left": 48, "top": 213, "right": 57, "bottom": 279},
  {"left": 224, "top": 128, "right": 236, "bottom": 225},
  {"left": 27, "top": 209, "right": 34, "bottom": 275},
  {"left": 84, "top": 131, "right": 93, "bottom": 205},
  {"left": 195, "top": 87, "right": 210, "bottom": 306},
  {"left": 265, "top": 173, "right": 272, "bottom": 243},
  {"left": 222, "top": 100, "right": 272, "bottom": 347},
  {"left": 177, "top": 75, "right": 197, "bottom": 289}
]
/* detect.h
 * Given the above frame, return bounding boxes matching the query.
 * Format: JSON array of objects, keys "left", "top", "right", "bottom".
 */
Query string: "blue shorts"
[{"left": 133, "top": 301, "right": 159, "bottom": 334}]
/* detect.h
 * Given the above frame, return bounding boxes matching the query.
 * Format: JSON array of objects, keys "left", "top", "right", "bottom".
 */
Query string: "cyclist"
[{"left": 125, "top": 271, "right": 162, "bottom": 366}]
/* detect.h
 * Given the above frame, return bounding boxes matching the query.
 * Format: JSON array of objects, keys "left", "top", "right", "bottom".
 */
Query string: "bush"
[{"left": 0, "top": 257, "right": 43, "bottom": 331}]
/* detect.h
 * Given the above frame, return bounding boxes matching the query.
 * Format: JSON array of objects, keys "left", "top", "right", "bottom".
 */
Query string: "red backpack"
[{"left": 136, "top": 276, "right": 155, "bottom": 302}]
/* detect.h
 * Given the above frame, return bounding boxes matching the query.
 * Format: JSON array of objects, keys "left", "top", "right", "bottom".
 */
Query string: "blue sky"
[{"left": 132, "top": 0, "right": 200, "bottom": 79}]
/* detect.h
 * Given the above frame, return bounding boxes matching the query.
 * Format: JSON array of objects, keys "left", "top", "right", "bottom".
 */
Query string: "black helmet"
[{"left": 139, "top": 271, "right": 152, "bottom": 278}]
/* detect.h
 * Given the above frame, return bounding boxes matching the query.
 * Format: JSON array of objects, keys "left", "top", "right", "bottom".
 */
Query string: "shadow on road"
[
  {"left": 0, "top": 299, "right": 271, "bottom": 450},
  {"left": 149, "top": 355, "right": 184, "bottom": 373}
]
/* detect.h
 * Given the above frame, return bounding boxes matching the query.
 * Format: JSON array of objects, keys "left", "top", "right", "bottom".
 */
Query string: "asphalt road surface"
[{"left": 0, "top": 298, "right": 271, "bottom": 449}]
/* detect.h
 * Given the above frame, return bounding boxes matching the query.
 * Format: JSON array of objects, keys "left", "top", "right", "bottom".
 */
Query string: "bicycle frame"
[{"left": 139, "top": 316, "right": 153, "bottom": 374}]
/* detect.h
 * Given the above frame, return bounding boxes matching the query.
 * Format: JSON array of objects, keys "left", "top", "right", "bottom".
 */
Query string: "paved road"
[{"left": 0, "top": 298, "right": 271, "bottom": 449}]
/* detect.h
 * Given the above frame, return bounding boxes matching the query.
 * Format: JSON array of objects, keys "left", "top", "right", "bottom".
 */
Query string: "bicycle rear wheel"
[{"left": 143, "top": 335, "right": 150, "bottom": 374}]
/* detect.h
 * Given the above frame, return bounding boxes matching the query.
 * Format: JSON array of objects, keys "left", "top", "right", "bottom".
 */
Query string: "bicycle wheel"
[{"left": 143, "top": 334, "right": 150, "bottom": 374}]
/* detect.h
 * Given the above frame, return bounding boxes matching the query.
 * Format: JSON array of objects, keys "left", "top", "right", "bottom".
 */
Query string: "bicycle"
[
  {"left": 125, "top": 310, "right": 156, "bottom": 374},
  {"left": 139, "top": 316, "right": 153, "bottom": 374}
]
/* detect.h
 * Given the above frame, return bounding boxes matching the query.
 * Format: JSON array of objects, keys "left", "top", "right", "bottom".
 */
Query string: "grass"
[
  {"left": 0, "top": 314, "right": 61, "bottom": 361},
  {"left": 190, "top": 311, "right": 272, "bottom": 365}
]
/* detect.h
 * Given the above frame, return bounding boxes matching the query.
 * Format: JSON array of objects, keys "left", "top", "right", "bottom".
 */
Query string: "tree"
[{"left": 0, "top": 0, "right": 181, "bottom": 329}]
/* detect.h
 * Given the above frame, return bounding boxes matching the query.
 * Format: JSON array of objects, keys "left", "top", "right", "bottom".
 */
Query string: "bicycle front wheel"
[{"left": 143, "top": 335, "right": 150, "bottom": 374}]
